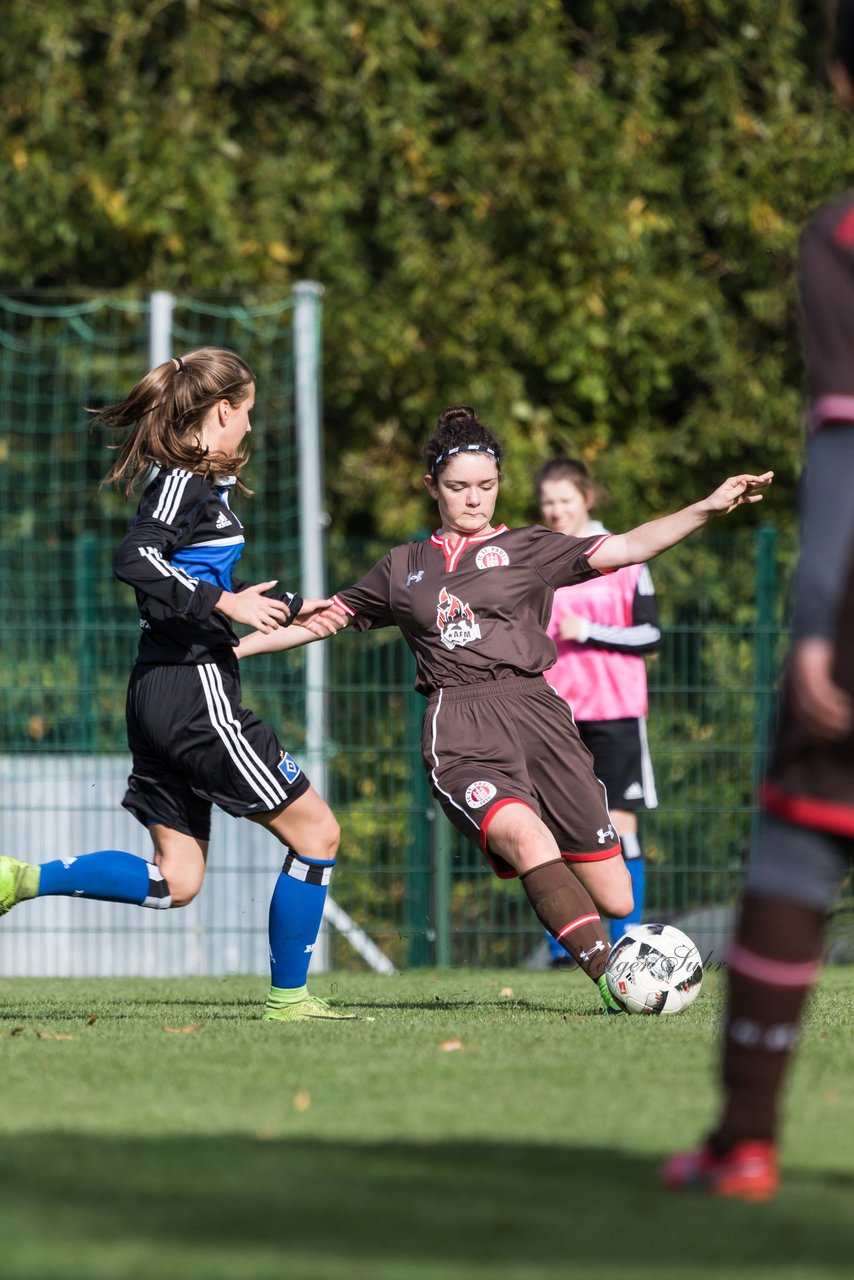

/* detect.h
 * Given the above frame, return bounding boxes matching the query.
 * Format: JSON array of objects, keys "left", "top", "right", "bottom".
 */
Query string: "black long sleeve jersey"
[{"left": 113, "top": 468, "right": 300, "bottom": 666}]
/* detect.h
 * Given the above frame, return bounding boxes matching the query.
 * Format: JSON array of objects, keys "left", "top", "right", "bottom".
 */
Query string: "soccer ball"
[{"left": 605, "top": 923, "right": 704, "bottom": 1015}]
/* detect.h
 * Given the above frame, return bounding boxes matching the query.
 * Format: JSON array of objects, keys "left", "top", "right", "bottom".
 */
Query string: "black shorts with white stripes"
[
  {"left": 122, "top": 655, "right": 309, "bottom": 840},
  {"left": 576, "top": 717, "right": 658, "bottom": 812}
]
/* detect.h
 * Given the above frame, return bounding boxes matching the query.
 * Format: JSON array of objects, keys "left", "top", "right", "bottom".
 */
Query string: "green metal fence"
[{"left": 0, "top": 290, "right": 818, "bottom": 973}]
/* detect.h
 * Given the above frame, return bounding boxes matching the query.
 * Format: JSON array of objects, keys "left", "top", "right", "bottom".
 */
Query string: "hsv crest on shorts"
[
  {"left": 475, "top": 545, "right": 510, "bottom": 570},
  {"left": 436, "top": 587, "right": 482, "bottom": 650},
  {"left": 465, "top": 780, "right": 497, "bottom": 809}
]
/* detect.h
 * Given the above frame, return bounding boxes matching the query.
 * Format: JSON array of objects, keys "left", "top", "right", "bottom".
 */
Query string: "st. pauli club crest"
[{"left": 436, "top": 587, "right": 482, "bottom": 650}]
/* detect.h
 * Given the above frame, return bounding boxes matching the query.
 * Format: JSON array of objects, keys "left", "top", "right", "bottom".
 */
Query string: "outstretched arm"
[
  {"left": 236, "top": 601, "right": 349, "bottom": 660},
  {"left": 588, "top": 472, "right": 773, "bottom": 572}
]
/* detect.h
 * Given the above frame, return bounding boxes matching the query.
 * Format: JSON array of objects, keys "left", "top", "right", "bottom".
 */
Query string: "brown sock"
[
  {"left": 521, "top": 858, "right": 609, "bottom": 981},
  {"left": 714, "top": 892, "right": 826, "bottom": 1150}
]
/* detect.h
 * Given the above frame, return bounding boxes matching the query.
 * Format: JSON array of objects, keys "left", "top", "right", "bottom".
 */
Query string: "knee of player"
[
  {"left": 168, "top": 877, "right": 203, "bottom": 908},
  {"left": 607, "top": 885, "right": 634, "bottom": 919},
  {"left": 316, "top": 814, "right": 341, "bottom": 860}
]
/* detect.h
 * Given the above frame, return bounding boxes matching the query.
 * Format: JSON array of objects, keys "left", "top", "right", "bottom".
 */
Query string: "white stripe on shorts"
[
  {"left": 196, "top": 664, "right": 289, "bottom": 810},
  {"left": 638, "top": 716, "right": 658, "bottom": 810},
  {"left": 429, "top": 690, "right": 480, "bottom": 833}
]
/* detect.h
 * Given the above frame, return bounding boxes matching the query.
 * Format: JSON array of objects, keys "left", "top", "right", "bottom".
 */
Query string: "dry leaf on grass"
[
  {"left": 499, "top": 987, "right": 514, "bottom": 998},
  {"left": 86, "top": 1012, "right": 97, "bottom": 1026},
  {"left": 439, "top": 1038, "right": 477, "bottom": 1052},
  {"left": 163, "top": 1023, "right": 205, "bottom": 1035},
  {"left": 9, "top": 1027, "right": 24, "bottom": 1037},
  {"left": 293, "top": 1090, "right": 312, "bottom": 1112},
  {"left": 35, "top": 1031, "right": 77, "bottom": 1041}
]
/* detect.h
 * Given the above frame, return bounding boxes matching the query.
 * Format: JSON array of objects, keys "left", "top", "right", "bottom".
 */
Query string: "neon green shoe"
[
  {"left": 0, "top": 856, "right": 40, "bottom": 916},
  {"left": 597, "top": 973, "right": 625, "bottom": 1015},
  {"left": 262, "top": 995, "right": 358, "bottom": 1022}
]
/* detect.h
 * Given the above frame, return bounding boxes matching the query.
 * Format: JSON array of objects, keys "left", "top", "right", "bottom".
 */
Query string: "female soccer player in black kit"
[
  {"left": 664, "top": 4, "right": 854, "bottom": 1199},
  {"left": 239, "top": 405, "right": 771, "bottom": 1013},
  {"left": 0, "top": 347, "right": 354, "bottom": 1022}
]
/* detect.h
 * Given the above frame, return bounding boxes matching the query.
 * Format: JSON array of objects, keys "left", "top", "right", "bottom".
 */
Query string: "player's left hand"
[
  {"left": 558, "top": 612, "right": 586, "bottom": 642},
  {"left": 703, "top": 472, "right": 774, "bottom": 515},
  {"left": 296, "top": 598, "right": 349, "bottom": 638},
  {"left": 790, "top": 637, "right": 854, "bottom": 741}
]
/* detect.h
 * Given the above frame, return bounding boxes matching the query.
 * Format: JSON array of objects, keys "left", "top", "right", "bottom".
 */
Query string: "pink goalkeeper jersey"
[{"left": 543, "top": 562, "right": 652, "bottom": 721}]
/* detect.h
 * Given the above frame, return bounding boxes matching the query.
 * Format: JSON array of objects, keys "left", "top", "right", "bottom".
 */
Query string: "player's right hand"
[
  {"left": 215, "top": 581, "right": 291, "bottom": 632},
  {"left": 302, "top": 603, "right": 350, "bottom": 637},
  {"left": 790, "top": 637, "right": 854, "bottom": 741}
]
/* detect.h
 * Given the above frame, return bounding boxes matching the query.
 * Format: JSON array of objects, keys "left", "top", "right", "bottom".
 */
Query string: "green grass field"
[{"left": 2, "top": 966, "right": 852, "bottom": 1280}]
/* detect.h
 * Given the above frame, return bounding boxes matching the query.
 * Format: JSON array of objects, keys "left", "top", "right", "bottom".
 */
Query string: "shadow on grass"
[
  {"left": 1, "top": 1135, "right": 850, "bottom": 1278},
  {"left": 0, "top": 997, "right": 598, "bottom": 1023}
]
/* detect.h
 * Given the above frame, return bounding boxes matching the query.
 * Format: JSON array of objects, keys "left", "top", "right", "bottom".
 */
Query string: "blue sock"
[
  {"left": 268, "top": 852, "right": 334, "bottom": 990},
  {"left": 609, "top": 855, "right": 646, "bottom": 944},
  {"left": 37, "top": 851, "right": 171, "bottom": 909},
  {"left": 544, "top": 927, "right": 566, "bottom": 961}
]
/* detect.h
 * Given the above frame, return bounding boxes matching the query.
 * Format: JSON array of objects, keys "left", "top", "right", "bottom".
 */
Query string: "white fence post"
[
  {"left": 149, "top": 291, "right": 174, "bottom": 369},
  {"left": 294, "top": 281, "right": 332, "bottom": 971}
]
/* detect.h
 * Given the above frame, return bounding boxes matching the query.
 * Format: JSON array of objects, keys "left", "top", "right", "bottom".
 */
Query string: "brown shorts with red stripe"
[{"left": 421, "top": 674, "right": 621, "bottom": 878}]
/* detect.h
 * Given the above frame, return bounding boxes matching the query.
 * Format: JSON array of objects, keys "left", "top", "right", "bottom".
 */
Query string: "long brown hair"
[{"left": 98, "top": 347, "right": 255, "bottom": 496}]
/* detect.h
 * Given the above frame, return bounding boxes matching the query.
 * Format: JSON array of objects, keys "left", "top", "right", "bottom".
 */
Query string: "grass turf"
[{"left": 1, "top": 966, "right": 852, "bottom": 1280}]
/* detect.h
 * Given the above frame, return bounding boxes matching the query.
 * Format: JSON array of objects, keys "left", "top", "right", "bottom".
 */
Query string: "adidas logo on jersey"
[{"left": 215, "top": 511, "right": 232, "bottom": 529}]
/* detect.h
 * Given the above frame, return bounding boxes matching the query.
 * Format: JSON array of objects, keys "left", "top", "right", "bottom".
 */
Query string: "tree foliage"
[{"left": 0, "top": 1, "right": 846, "bottom": 538}]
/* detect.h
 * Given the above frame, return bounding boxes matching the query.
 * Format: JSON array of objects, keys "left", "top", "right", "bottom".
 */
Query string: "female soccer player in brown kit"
[
  {"left": 663, "top": 4, "right": 854, "bottom": 1199},
  {"left": 0, "top": 348, "right": 353, "bottom": 1022},
  {"left": 239, "top": 405, "right": 771, "bottom": 1012}
]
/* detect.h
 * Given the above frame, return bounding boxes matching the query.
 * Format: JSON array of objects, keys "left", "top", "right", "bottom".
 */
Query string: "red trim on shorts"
[
  {"left": 760, "top": 782, "right": 854, "bottom": 838},
  {"left": 561, "top": 842, "right": 622, "bottom": 863},
  {"left": 479, "top": 797, "right": 536, "bottom": 879}
]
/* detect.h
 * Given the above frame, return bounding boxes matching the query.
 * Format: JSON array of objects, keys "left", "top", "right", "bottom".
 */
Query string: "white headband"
[{"left": 432, "top": 443, "right": 497, "bottom": 475}]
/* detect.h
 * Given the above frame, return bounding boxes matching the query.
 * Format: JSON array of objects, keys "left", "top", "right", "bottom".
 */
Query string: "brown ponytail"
[{"left": 98, "top": 346, "right": 255, "bottom": 496}]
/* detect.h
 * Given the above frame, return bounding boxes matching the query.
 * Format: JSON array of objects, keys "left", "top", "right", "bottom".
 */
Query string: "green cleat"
[
  {"left": 262, "top": 995, "right": 358, "bottom": 1022},
  {"left": 597, "top": 973, "right": 626, "bottom": 1015},
  {"left": 0, "top": 856, "right": 40, "bottom": 916}
]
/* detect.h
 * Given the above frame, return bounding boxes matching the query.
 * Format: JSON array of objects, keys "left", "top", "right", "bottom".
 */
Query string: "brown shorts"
[{"left": 422, "top": 675, "right": 621, "bottom": 878}]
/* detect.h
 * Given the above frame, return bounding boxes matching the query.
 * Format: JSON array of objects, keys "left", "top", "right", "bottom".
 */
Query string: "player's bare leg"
[
  {"left": 485, "top": 803, "right": 623, "bottom": 1012},
  {"left": 570, "top": 856, "right": 633, "bottom": 921},
  {"left": 148, "top": 825, "right": 208, "bottom": 906}
]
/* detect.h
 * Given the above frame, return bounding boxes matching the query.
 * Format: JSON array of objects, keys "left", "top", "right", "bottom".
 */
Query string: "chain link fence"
[{"left": 1, "top": 292, "right": 822, "bottom": 974}]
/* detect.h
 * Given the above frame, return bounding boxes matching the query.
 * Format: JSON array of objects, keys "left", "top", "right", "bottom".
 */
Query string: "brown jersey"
[
  {"left": 800, "top": 191, "right": 854, "bottom": 427},
  {"left": 333, "top": 524, "right": 609, "bottom": 697},
  {"left": 759, "top": 191, "right": 854, "bottom": 835}
]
